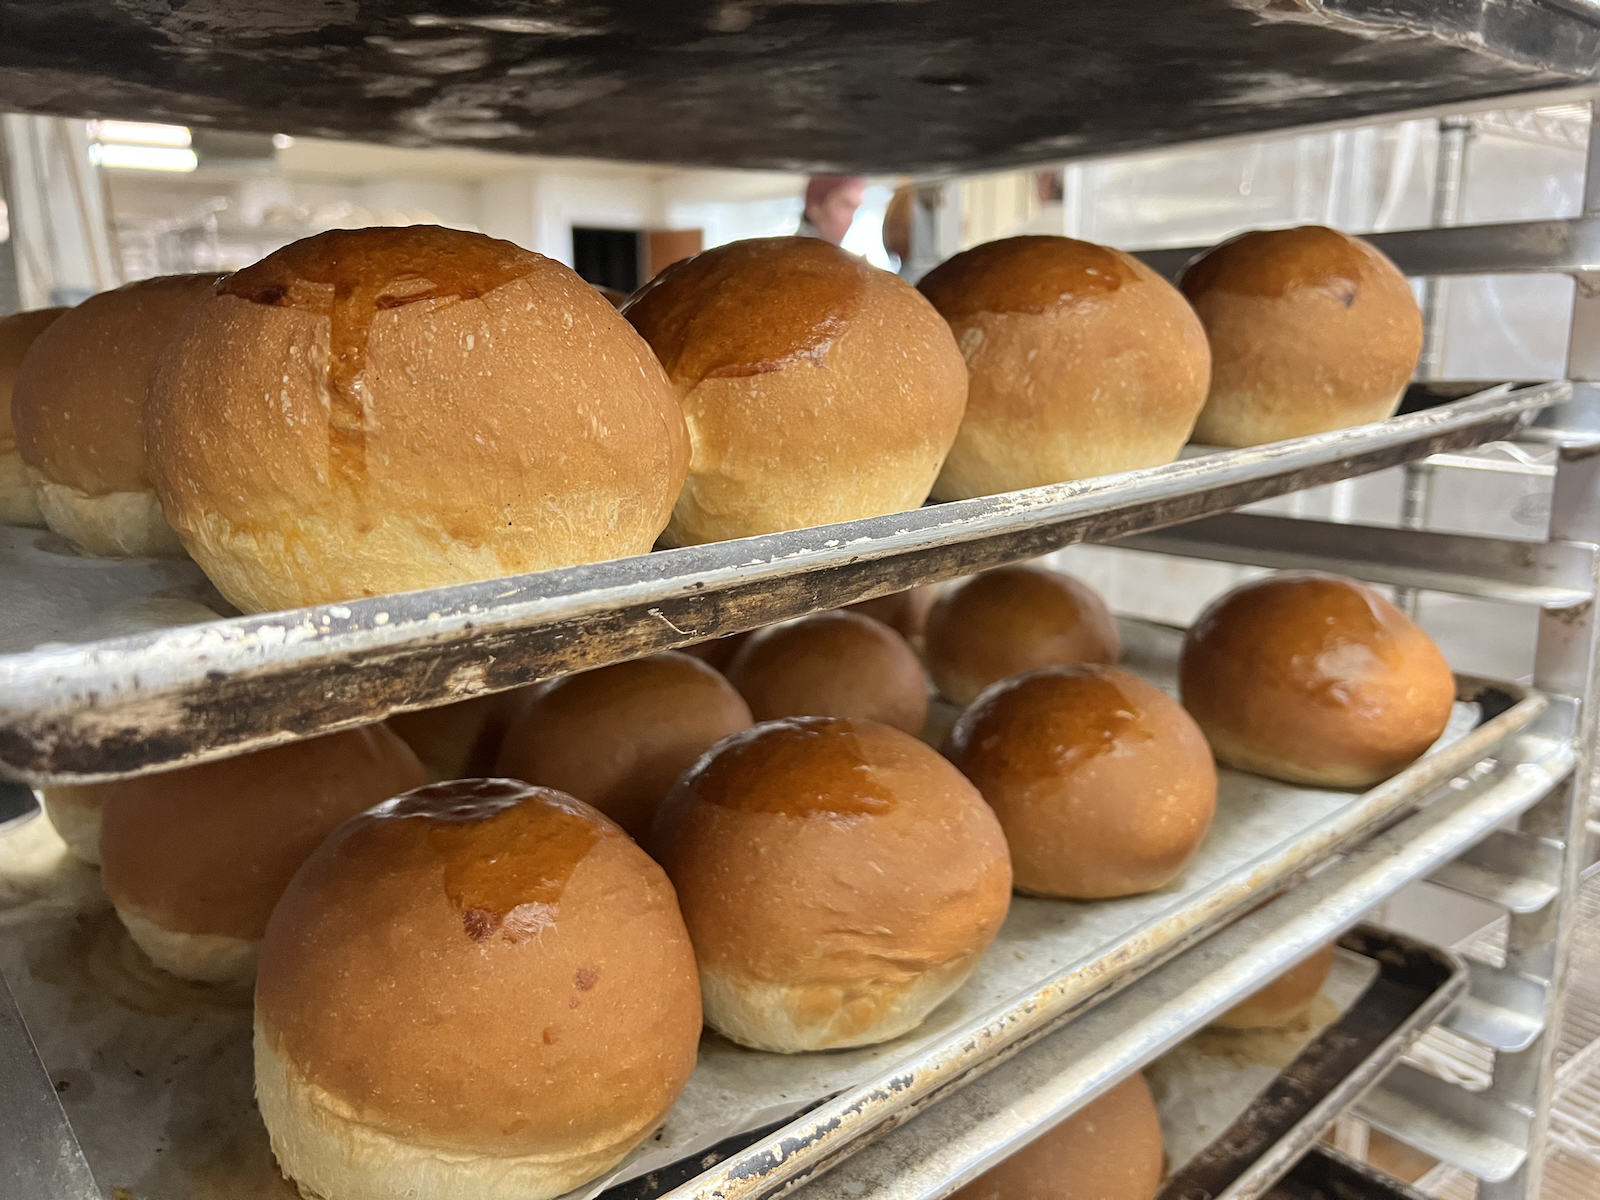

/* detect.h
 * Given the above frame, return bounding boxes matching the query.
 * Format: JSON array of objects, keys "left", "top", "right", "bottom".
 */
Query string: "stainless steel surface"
[
  {"left": 1137, "top": 217, "right": 1600, "bottom": 281},
  {"left": 756, "top": 728, "right": 1571, "bottom": 1200},
  {"left": 1429, "top": 830, "right": 1565, "bottom": 913},
  {"left": 1441, "top": 961, "right": 1549, "bottom": 1054},
  {"left": 0, "top": 383, "right": 1561, "bottom": 786},
  {"left": 1113, "top": 513, "right": 1597, "bottom": 609},
  {"left": 0, "top": 625, "right": 1552, "bottom": 1200},
  {"left": 0, "top": 969, "right": 98, "bottom": 1200},
  {"left": 1357, "top": 1063, "right": 1532, "bottom": 1183}
]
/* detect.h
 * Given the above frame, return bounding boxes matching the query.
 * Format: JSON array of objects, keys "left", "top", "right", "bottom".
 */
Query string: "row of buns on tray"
[
  {"left": 38, "top": 557, "right": 1453, "bottom": 1200},
  {"left": 1, "top": 221, "right": 1421, "bottom": 617}
]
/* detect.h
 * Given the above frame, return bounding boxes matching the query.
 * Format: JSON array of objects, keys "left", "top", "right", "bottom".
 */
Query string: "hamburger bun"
[
  {"left": 653, "top": 716, "right": 1012, "bottom": 1052},
  {"left": 97, "top": 725, "right": 426, "bottom": 983},
  {"left": 255, "top": 779, "right": 701, "bottom": 1200},
  {"left": 1179, "top": 573, "right": 1456, "bottom": 787},
  {"left": 1178, "top": 226, "right": 1423, "bottom": 446},
  {"left": 682, "top": 630, "right": 753, "bottom": 671},
  {"left": 623, "top": 237, "right": 967, "bottom": 545},
  {"left": 0, "top": 306, "right": 66, "bottom": 526},
  {"left": 919, "top": 235, "right": 1210, "bottom": 499},
  {"left": 725, "top": 611, "right": 929, "bottom": 735},
  {"left": 944, "top": 665, "right": 1217, "bottom": 899},
  {"left": 388, "top": 691, "right": 530, "bottom": 781},
  {"left": 13, "top": 276, "right": 221, "bottom": 556},
  {"left": 924, "top": 565, "right": 1120, "bottom": 706},
  {"left": 145, "top": 225, "right": 688, "bottom": 613},
  {"left": 495, "top": 652, "right": 752, "bottom": 841},
  {"left": 949, "top": 1073, "right": 1164, "bottom": 1200},
  {"left": 847, "top": 584, "right": 938, "bottom": 645},
  {"left": 39, "top": 785, "right": 103, "bottom": 865},
  {"left": 1211, "top": 944, "right": 1336, "bottom": 1030}
]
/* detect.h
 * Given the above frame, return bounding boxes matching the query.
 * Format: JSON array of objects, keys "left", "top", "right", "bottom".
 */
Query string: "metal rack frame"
[{"left": 5, "top": 80, "right": 1600, "bottom": 1200}]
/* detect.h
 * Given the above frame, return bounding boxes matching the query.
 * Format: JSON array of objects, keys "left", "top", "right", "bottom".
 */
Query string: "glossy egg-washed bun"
[
  {"left": 654, "top": 717, "right": 1012, "bottom": 1052},
  {"left": 919, "top": 235, "right": 1210, "bottom": 499},
  {"left": 725, "top": 611, "right": 929, "bottom": 735},
  {"left": 945, "top": 665, "right": 1216, "bottom": 899},
  {"left": 624, "top": 237, "right": 967, "bottom": 545},
  {"left": 1180, "top": 573, "right": 1456, "bottom": 787},
  {"left": 1178, "top": 226, "right": 1422, "bottom": 446},
  {"left": 0, "top": 306, "right": 66, "bottom": 526},
  {"left": 1211, "top": 944, "right": 1336, "bottom": 1030},
  {"left": 949, "top": 1073, "right": 1164, "bottom": 1200},
  {"left": 388, "top": 691, "right": 531, "bottom": 782},
  {"left": 13, "top": 276, "right": 221, "bottom": 556},
  {"left": 97, "top": 725, "right": 427, "bottom": 983},
  {"left": 255, "top": 780, "right": 702, "bottom": 1200},
  {"left": 496, "top": 652, "right": 753, "bottom": 841},
  {"left": 146, "top": 225, "right": 688, "bottom": 613},
  {"left": 924, "top": 565, "right": 1120, "bottom": 706}
]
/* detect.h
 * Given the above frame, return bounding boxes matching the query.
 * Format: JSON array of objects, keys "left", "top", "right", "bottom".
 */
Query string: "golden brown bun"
[
  {"left": 682, "top": 630, "right": 753, "bottom": 671},
  {"left": 39, "top": 785, "right": 102, "bottom": 865},
  {"left": 847, "top": 584, "right": 938, "bottom": 644},
  {"left": 1178, "top": 226, "right": 1423, "bottom": 446},
  {"left": 1211, "top": 944, "right": 1336, "bottom": 1030},
  {"left": 145, "top": 226, "right": 689, "bottom": 613},
  {"left": 726, "top": 611, "right": 929, "bottom": 735},
  {"left": 255, "top": 779, "right": 702, "bottom": 1200},
  {"left": 654, "top": 716, "right": 1011, "bottom": 1052},
  {"left": 924, "top": 565, "right": 1120, "bottom": 706},
  {"left": 13, "top": 277, "right": 221, "bottom": 556},
  {"left": 0, "top": 307, "right": 66, "bottom": 526},
  {"left": 945, "top": 665, "right": 1216, "bottom": 899},
  {"left": 97, "top": 725, "right": 426, "bottom": 982},
  {"left": 919, "top": 236, "right": 1210, "bottom": 499},
  {"left": 495, "top": 652, "right": 752, "bottom": 841},
  {"left": 624, "top": 237, "right": 967, "bottom": 545},
  {"left": 1179, "top": 573, "right": 1456, "bottom": 787},
  {"left": 388, "top": 691, "right": 530, "bottom": 781},
  {"left": 949, "top": 1073, "right": 1163, "bottom": 1200}
]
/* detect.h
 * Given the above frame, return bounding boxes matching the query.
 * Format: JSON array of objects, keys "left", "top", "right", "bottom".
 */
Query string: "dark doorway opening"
[{"left": 572, "top": 227, "right": 641, "bottom": 294}]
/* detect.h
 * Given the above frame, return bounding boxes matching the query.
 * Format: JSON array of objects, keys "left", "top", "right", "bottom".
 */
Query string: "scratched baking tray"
[
  {"left": 0, "top": 620, "right": 1542, "bottom": 1200},
  {"left": 0, "top": 383, "right": 1560, "bottom": 785}
]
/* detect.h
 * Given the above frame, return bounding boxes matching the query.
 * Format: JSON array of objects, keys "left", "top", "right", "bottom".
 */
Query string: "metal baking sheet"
[
  {"left": 0, "top": 621, "right": 1544, "bottom": 1200},
  {"left": 0, "top": 383, "right": 1562, "bottom": 785},
  {"left": 1154, "top": 928, "right": 1465, "bottom": 1200}
]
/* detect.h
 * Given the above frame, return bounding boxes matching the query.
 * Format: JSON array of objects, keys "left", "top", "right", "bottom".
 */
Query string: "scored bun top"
[
  {"left": 98, "top": 724, "right": 427, "bottom": 940},
  {"left": 917, "top": 235, "right": 1210, "bottom": 499},
  {"left": 1178, "top": 226, "right": 1422, "bottom": 446},
  {"left": 623, "top": 237, "right": 967, "bottom": 546},
  {"left": 949, "top": 1072, "right": 1164, "bottom": 1200},
  {"left": 145, "top": 225, "right": 688, "bottom": 613},
  {"left": 1179, "top": 573, "right": 1456, "bottom": 787},
  {"left": 495, "top": 651, "right": 753, "bottom": 841},
  {"left": 13, "top": 276, "right": 221, "bottom": 496},
  {"left": 256, "top": 778, "right": 702, "bottom": 1161},
  {"left": 924, "top": 565, "right": 1121, "bottom": 706},
  {"left": 725, "top": 611, "right": 929, "bottom": 735}
]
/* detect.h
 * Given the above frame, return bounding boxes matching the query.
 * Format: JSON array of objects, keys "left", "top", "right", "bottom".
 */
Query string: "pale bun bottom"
[
  {"left": 116, "top": 906, "right": 258, "bottom": 984},
  {"left": 701, "top": 955, "right": 978, "bottom": 1053},
  {"left": 1191, "top": 387, "right": 1404, "bottom": 448},
  {"left": 1203, "top": 725, "right": 1398, "bottom": 789},
  {"left": 1, "top": 449, "right": 44, "bottom": 525},
  {"left": 255, "top": 1026, "right": 644, "bottom": 1200},
  {"left": 29, "top": 470, "right": 186, "bottom": 558},
  {"left": 39, "top": 787, "right": 102, "bottom": 865}
]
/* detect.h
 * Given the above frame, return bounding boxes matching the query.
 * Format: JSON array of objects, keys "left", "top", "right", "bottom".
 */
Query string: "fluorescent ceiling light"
[
  {"left": 87, "top": 120, "right": 192, "bottom": 147},
  {"left": 88, "top": 144, "right": 198, "bottom": 172}
]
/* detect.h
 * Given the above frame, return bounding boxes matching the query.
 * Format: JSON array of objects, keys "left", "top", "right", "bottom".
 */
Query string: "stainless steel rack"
[{"left": 5, "top": 16, "right": 1600, "bottom": 1200}]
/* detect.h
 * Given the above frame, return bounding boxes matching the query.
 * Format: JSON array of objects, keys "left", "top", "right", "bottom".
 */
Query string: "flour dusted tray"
[
  {"left": 0, "top": 619, "right": 1548, "bottom": 1200},
  {"left": 0, "top": 384, "right": 1560, "bottom": 785}
]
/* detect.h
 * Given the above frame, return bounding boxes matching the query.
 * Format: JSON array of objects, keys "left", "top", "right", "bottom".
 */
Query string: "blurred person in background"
[{"left": 798, "top": 175, "right": 865, "bottom": 245}]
